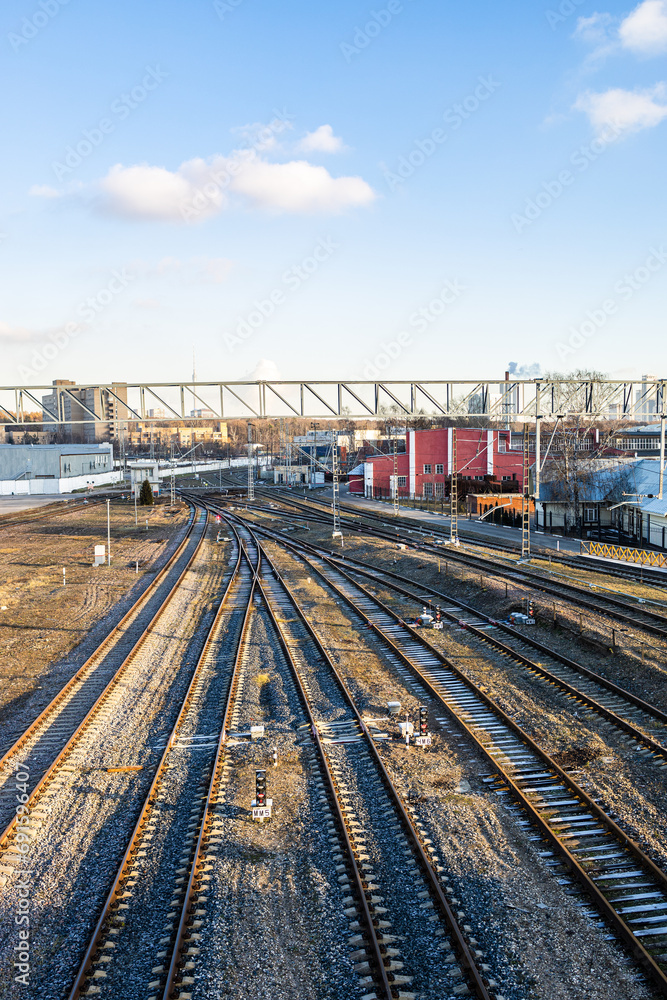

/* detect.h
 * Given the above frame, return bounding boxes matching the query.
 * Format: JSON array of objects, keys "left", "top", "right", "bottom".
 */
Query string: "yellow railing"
[{"left": 582, "top": 540, "right": 667, "bottom": 568}]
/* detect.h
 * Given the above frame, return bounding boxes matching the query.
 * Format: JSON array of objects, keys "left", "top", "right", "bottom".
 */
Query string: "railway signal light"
[
  {"left": 528, "top": 599, "right": 535, "bottom": 618},
  {"left": 415, "top": 706, "right": 432, "bottom": 747},
  {"left": 256, "top": 769, "right": 266, "bottom": 807},
  {"left": 252, "top": 769, "right": 272, "bottom": 822}
]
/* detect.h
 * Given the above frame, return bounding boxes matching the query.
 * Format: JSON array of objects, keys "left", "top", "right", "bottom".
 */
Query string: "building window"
[
  {"left": 397, "top": 476, "right": 407, "bottom": 487},
  {"left": 435, "top": 482, "right": 444, "bottom": 497},
  {"left": 435, "top": 464, "right": 444, "bottom": 475},
  {"left": 423, "top": 464, "right": 432, "bottom": 474},
  {"left": 423, "top": 482, "right": 433, "bottom": 497},
  {"left": 502, "top": 475, "right": 512, "bottom": 481},
  {"left": 584, "top": 507, "right": 597, "bottom": 522}
]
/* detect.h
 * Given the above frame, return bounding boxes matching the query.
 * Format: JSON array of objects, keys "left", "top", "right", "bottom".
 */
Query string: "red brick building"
[{"left": 358, "top": 427, "right": 525, "bottom": 498}]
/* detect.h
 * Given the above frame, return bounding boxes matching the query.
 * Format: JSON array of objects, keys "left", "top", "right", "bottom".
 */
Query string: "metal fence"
[{"left": 581, "top": 540, "right": 667, "bottom": 568}]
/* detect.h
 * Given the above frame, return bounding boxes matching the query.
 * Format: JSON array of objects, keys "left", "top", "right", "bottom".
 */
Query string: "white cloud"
[
  {"left": 28, "top": 184, "right": 62, "bottom": 198},
  {"left": 96, "top": 151, "right": 374, "bottom": 221},
  {"left": 194, "top": 257, "right": 234, "bottom": 284},
  {"left": 297, "top": 125, "right": 345, "bottom": 153},
  {"left": 229, "top": 158, "right": 374, "bottom": 214},
  {"left": 242, "top": 358, "right": 282, "bottom": 381},
  {"left": 620, "top": 0, "right": 667, "bottom": 55},
  {"left": 574, "top": 84, "right": 667, "bottom": 134},
  {"left": 0, "top": 322, "right": 34, "bottom": 341},
  {"left": 574, "top": 12, "right": 615, "bottom": 45},
  {"left": 99, "top": 161, "right": 226, "bottom": 221},
  {"left": 134, "top": 298, "right": 161, "bottom": 309}
]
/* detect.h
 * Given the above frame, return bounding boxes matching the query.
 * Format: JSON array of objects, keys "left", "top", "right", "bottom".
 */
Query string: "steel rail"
[
  {"left": 205, "top": 499, "right": 667, "bottom": 764},
  {"left": 264, "top": 539, "right": 667, "bottom": 994},
  {"left": 0, "top": 502, "right": 199, "bottom": 774},
  {"left": 324, "top": 559, "right": 667, "bottom": 762},
  {"left": 0, "top": 506, "right": 208, "bottom": 858},
  {"left": 222, "top": 490, "right": 667, "bottom": 638},
  {"left": 0, "top": 496, "right": 108, "bottom": 528},
  {"left": 68, "top": 523, "right": 246, "bottom": 999},
  {"left": 223, "top": 511, "right": 494, "bottom": 1000},
  {"left": 160, "top": 535, "right": 255, "bottom": 1000}
]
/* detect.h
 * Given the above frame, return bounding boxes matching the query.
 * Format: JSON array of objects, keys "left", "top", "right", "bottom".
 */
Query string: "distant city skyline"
[{"left": 1, "top": 0, "right": 666, "bottom": 385}]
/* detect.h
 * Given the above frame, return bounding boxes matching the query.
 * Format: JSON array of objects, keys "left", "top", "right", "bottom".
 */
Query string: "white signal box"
[
  {"left": 252, "top": 799, "right": 273, "bottom": 822},
  {"left": 250, "top": 725, "right": 265, "bottom": 739},
  {"left": 93, "top": 545, "right": 105, "bottom": 566}
]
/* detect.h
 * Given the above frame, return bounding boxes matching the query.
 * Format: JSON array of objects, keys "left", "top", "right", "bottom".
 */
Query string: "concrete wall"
[
  {"left": 0, "top": 444, "right": 112, "bottom": 481},
  {"left": 0, "top": 469, "right": 122, "bottom": 495}
]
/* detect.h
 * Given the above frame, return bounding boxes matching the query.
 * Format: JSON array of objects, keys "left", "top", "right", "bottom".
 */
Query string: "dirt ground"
[{"left": 0, "top": 499, "right": 189, "bottom": 731}]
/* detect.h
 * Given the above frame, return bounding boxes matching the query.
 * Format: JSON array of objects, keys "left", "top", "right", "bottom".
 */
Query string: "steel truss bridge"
[{"left": 1, "top": 378, "right": 665, "bottom": 425}]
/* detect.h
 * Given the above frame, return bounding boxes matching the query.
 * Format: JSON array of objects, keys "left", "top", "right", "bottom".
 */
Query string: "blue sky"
[{"left": 1, "top": 0, "right": 666, "bottom": 387}]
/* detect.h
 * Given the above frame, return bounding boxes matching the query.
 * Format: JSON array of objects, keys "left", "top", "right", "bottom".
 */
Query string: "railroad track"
[
  {"left": 0, "top": 495, "right": 109, "bottom": 528},
  {"left": 223, "top": 490, "right": 667, "bottom": 641},
  {"left": 244, "top": 516, "right": 496, "bottom": 1000},
  {"left": 294, "top": 487, "right": 667, "bottom": 587},
  {"left": 335, "top": 559, "right": 667, "bottom": 765},
  {"left": 65, "top": 524, "right": 253, "bottom": 1000},
  {"left": 0, "top": 505, "right": 208, "bottom": 876},
  {"left": 207, "top": 498, "right": 667, "bottom": 763},
  {"left": 223, "top": 512, "right": 667, "bottom": 994}
]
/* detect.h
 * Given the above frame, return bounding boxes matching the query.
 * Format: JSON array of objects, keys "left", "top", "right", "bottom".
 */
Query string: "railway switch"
[{"left": 252, "top": 769, "right": 272, "bottom": 822}]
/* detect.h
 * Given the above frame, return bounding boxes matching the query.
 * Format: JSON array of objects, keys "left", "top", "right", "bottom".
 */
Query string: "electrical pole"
[
  {"left": 169, "top": 442, "right": 176, "bottom": 507},
  {"left": 660, "top": 403, "right": 666, "bottom": 500},
  {"left": 521, "top": 422, "right": 531, "bottom": 561},
  {"left": 393, "top": 432, "right": 399, "bottom": 517},
  {"left": 247, "top": 422, "right": 254, "bottom": 501},
  {"left": 332, "top": 427, "right": 342, "bottom": 540},
  {"left": 106, "top": 499, "right": 111, "bottom": 566},
  {"left": 449, "top": 428, "right": 459, "bottom": 545}
]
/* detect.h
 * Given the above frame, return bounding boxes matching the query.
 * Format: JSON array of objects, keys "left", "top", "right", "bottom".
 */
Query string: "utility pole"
[
  {"left": 247, "top": 422, "right": 254, "bottom": 501},
  {"left": 169, "top": 442, "right": 176, "bottom": 507},
  {"left": 449, "top": 428, "right": 459, "bottom": 545},
  {"left": 392, "top": 432, "right": 399, "bottom": 517},
  {"left": 521, "top": 422, "right": 531, "bottom": 561},
  {"left": 332, "top": 427, "right": 342, "bottom": 540},
  {"left": 310, "top": 421, "right": 318, "bottom": 487},
  {"left": 660, "top": 393, "right": 666, "bottom": 500},
  {"left": 106, "top": 499, "right": 111, "bottom": 566}
]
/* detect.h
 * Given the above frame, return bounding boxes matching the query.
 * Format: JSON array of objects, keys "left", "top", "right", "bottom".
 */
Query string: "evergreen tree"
[{"left": 139, "top": 479, "right": 154, "bottom": 505}]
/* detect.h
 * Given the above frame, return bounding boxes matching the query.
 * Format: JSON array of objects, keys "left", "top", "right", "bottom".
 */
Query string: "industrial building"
[
  {"left": 41, "top": 380, "right": 129, "bottom": 443},
  {"left": 0, "top": 443, "right": 120, "bottom": 494},
  {"left": 360, "top": 427, "right": 525, "bottom": 498}
]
